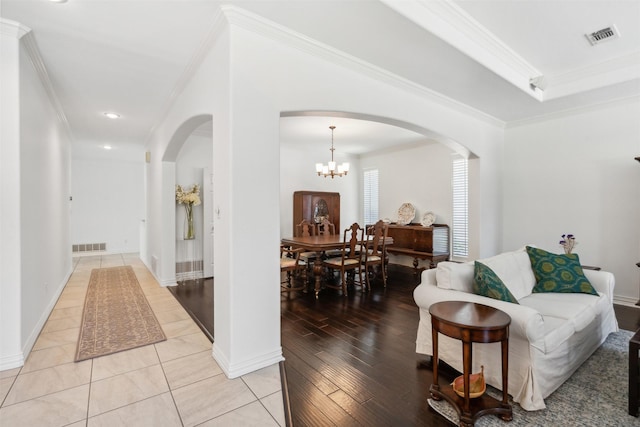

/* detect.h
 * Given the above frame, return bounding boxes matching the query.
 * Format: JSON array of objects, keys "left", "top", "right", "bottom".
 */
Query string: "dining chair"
[
  {"left": 280, "top": 245, "right": 306, "bottom": 292},
  {"left": 317, "top": 218, "right": 341, "bottom": 258},
  {"left": 362, "top": 220, "right": 388, "bottom": 290},
  {"left": 322, "top": 223, "right": 365, "bottom": 296},
  {"left": 295, "top": 219, "right": 318, "bottom": 279},
  {"left": 317, "top": 218, "right": 336, "bottom": 236},
  {"left": 296, "top": 219, "right": 316, "bottom": 237}
]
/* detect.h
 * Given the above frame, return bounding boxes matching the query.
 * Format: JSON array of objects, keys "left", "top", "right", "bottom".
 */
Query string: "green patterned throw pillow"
[
  {"left": 525, "top": 246, "right": 598, "bottom": 295},
  {"left": 473, "top": 261, "right": 519, "bottom": 304}
]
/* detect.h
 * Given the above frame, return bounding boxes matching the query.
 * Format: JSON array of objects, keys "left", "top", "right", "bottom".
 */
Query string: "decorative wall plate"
[
  {"left": 420, "top": 211, "right": 436, "bottom": 227},
  {"left": 396, "top": 203, "right": 415, "bottom": 225}
]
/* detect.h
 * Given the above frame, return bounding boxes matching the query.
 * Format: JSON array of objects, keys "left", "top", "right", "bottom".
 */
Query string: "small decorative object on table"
[
  {"left": 420, "top": 211, "right": 436, "bottom": 227},
  {"left": 396, "top": 203, "right": 416, "bottom": 225},
  {"left": 559, "top": 233, "right": 577, "bottom": 254},
  {"left": 176, "top": 184, "right": 201, "bottom": 240},
  {"left": 452, "top": 366, "right": 485, "bottom": 398}
]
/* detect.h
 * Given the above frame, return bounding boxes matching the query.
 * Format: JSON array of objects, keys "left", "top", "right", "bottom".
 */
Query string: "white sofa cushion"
[
  {"left": 478, "top": 246, "right": 536, "bottom": 301},
  {"left": 435, "top": 261, "right": 474, "bottom": 293},
  {"left": 520, "top": 293, "right": 599, "bottom": 333},
  {"left": 538, "top": 315, "right": 575, "bottom": 353}
]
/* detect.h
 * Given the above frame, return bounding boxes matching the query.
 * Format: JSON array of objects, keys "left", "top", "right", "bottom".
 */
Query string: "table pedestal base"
[{"left": 430, "top": 384, "right": 512, "bottom": 427}]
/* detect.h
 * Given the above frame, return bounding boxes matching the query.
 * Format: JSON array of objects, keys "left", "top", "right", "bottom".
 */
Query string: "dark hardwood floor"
[
  {"left": 168, "top": 265, "right": 640, "bottom": 426},
  {"left": 167, "top": 277, "right": 214, "bottom": 342}
]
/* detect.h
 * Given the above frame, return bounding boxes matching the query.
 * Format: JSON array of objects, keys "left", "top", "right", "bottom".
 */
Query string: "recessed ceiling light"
[
  {"left": 103, "top": 145, "right": 112, "bottom": 150},
  {"left": 104, "top": 112, "right": 120, "bottom": 119}
]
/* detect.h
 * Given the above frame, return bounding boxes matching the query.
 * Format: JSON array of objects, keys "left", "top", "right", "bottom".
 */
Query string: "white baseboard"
[
  {"left": 142, "top": 257, "right": 178, "bottom": 287},
  {"left": 20, "top": 267, "right": 73, "bottom": 364},
  {"left": 0, "top": 352, "right": 24, "bottom": 372},
  {"left": 212, "top": 345, "right": 284, "bottom": 379},
  {"left": 1, "top": 266, "right": 72, "bottom": 372},
  {"left": 614, "top": 295, "right": 640, "bottom": 307},
  {"left": 159, "top": 278, "right": 178, "bottom": 287}
]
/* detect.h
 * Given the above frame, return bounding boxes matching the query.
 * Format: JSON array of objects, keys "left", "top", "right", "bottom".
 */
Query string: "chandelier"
[{"left": 315, "top": 125, "right": 350, "bottom": 178}]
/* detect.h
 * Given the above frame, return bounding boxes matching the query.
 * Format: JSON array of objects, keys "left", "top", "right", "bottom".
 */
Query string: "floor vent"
[
  {"left": 72, "top": 243, "right": 106, "bottom": 253},
  {"left": 586, "top": 25, "right": 620, "bottom": 46}
]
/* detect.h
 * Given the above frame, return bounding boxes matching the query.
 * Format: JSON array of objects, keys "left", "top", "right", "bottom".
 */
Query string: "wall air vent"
[
  {"left": 72, "top": 243, "right": 106, "bottom": 253},
  {"left": 585, "top": 25, "right": 620, "bottom": 46}
]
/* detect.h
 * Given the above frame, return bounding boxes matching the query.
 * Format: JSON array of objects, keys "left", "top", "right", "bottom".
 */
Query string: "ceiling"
[{"left": 2, "top": 0, "right": 639, "bottom": 158}]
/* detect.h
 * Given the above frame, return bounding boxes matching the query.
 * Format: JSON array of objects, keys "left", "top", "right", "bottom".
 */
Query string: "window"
[
  {"left": 363, "top": 169, "right": 379, "bottom": 226},
  {"left": 452, "top": 156, "right": 468, "bottom": 257}
]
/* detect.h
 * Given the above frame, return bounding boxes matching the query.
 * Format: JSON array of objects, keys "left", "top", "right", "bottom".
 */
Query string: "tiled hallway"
[{"left": 0, "top": 254, "right": 285, "bottom": 427}]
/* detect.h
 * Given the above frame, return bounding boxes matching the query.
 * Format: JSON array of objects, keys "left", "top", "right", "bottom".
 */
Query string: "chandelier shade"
[{"left": 316, "top": 125, "right": 349, "bottom": 178}]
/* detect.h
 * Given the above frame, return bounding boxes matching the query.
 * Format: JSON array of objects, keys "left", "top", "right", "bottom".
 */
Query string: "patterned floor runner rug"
[
  {"left": 75, "top": 265, "right": 166, "bottom": 361},
  {"left": 429, "top": 330, "right": 638, "bottom": 427}
]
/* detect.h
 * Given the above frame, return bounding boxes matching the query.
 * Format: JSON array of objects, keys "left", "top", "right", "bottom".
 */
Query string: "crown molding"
[
  {"left": 380, "top": 0, "right": 543, "bottom": 102},
  {"left": 505, "top": 94, "right": 640, "bottom": 128},
  {"left": 381, "top": 0, "right": 640, "bottom": 105},
  {"left": 220, "top": 5, "right": 504, "bottom": 129},
  {"left": 17, "top": 27, "right": 74, "bottom": 141},
  {"left": 2, "top": 18, "right": 73, "bottom": 140},
  {"left": 545, "top": 52, "right": 640, "bottom": 100},
  {"left": 0, "top": 18, "right": 30, "bottom": 38}
]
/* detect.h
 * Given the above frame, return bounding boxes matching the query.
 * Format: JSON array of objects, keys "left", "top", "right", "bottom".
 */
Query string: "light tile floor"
[{"left": 0, "top": 254, "right": 285, "bottom": 427}]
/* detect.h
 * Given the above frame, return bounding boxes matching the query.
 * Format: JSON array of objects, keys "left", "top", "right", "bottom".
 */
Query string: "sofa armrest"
[
  {"left": 584, "top": 269, "right": 615, "bottom": 304},
  {"left": 414, "top": 281, "right": 545, "bottom": 347}
]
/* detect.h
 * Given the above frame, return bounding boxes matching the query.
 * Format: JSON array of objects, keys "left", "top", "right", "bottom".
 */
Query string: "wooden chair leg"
[
  {"left": 341, "top": 270, "right": 348, "bottom": 296},
  {"left": 364, "top": 265, "right": 371, "bottom": 291}
]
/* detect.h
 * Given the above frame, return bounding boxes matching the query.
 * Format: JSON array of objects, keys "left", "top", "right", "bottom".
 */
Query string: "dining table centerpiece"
[{"left": 176, "top": 184, "right": 201, "bottom": 240}]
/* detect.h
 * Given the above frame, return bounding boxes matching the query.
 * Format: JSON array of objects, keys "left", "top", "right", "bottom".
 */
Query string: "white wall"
[
  {"left": 175, "top": 132, "right": 212, "bottom": 237},
  {"left": 1, "top": 22, "right": 72, "bottom": 370},
  {"left": 280, "top": 142, "right": 359, "bottom": 237},
  {"left": 1, "top": 20, "right": 26, "bottom": 370},
  {"left": 175, "top": 132, "right": 213, "bottom": 265},
  {"left": 503, "top": 98, "right": 640, "bottom": 303},
  {"left": 143, "top": 6, "right": 504, "bottom": 379},
  {"left": 360, "top": 142, "right": 453, "bottom": 223},
  {"left": 360, "top": 141, "right": 455, "bottom": 267},
  {"left": 71, "top": 156, "right": 144, "bottom": 253}
]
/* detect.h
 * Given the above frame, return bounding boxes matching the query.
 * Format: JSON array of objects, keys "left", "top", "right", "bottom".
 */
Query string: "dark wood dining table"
[{"left": 281, "top": 234, "right": 392, "bottom": 298}]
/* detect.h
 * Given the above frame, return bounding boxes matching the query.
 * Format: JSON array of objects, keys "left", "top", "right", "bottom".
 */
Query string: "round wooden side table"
[{"left": 429, "top": 301, "right": 512, "bottom": 427}]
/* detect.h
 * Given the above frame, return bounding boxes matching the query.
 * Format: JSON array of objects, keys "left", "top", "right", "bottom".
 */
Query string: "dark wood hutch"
[{"left": 293, "top": 191, "right": 340, "bottom": 235}]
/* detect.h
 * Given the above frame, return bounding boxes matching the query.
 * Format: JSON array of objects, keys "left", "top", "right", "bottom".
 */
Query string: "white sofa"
[{"left": 413, "top": 246, "right": 619, "bottom": 411}]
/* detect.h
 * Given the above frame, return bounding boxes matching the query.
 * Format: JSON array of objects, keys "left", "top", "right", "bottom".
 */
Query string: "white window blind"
[
  {"left": 363, "top": 169, "right": 379, "bottom": 226},
  {"left": 452, "top": 157, "right": 468, "bottom": 258}
]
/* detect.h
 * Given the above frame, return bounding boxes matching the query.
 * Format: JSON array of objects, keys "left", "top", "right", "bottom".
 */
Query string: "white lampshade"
[
  {"left": 316, "top": 163, "right": 323, "bottom": 173},
  {"left": 328, "top": 161, "right": 336, "bottom": 171}
]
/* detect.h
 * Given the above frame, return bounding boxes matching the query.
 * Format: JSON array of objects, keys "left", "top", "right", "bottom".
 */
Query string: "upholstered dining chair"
[
  {"left": 362, "top": 219, "right": 388, "bottom": 290},
  {"left": 280, "top": 245, "right": 306, "bottom": 292},
  {"left": 322, "top": 223, "right": 365, "bottom": 296}
]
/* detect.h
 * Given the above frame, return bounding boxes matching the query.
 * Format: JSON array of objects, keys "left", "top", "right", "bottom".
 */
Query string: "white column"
[{"left": 0, "top": 19, "right": 28, "bottom": 370}]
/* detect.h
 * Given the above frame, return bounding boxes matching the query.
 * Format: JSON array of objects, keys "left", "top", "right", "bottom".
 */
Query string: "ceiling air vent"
[{"left": 585, "top": 25, "right": 620, "bottom": 46}]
